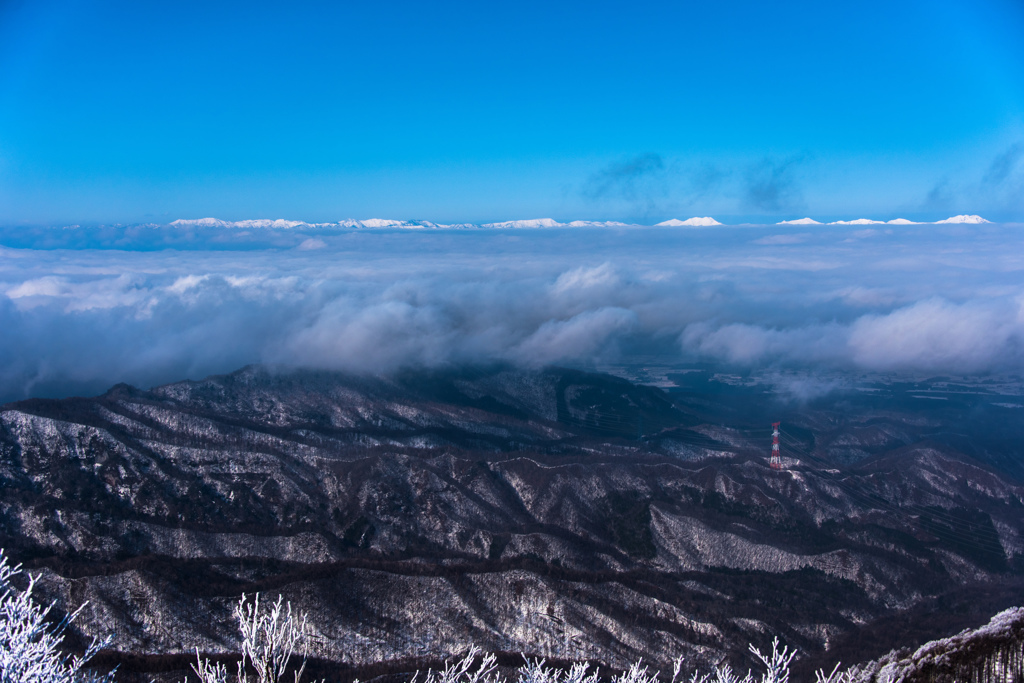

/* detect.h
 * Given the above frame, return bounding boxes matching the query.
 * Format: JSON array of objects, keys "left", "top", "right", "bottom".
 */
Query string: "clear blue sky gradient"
[{"left": 1, "top": 0, "right": 1023, "bottom": 224}]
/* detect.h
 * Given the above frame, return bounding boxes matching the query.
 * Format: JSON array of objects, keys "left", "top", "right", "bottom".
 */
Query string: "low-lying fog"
[{"left": 1, "top": 223, "right": 1022, "bottom": 403}]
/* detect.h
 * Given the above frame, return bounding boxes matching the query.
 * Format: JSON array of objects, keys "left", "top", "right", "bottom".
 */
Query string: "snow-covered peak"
[
  {"left": 565, "top": 220, "right": 633, "bottom": 228},
  {"left": 935, "top": 214, "right": 990, "bottom": 224},
  {"left": 481, "top": 218, "right": 563, "bottom": 229},
  {"left": 170, "top": 217, "right": 457, "bottom": 230},
  {"left": 655, "top": 217, "right": 722, "bottom": 227},
  {"left": 169, "top": 216, "right": 739, "bottom": 230},
  {"left": 828, "top": 218, "right": 885, "bottom": 225},
  {"left": 886, "top": 218, "right": 917, "bottom": 224},
  {"left": 235, "top": 219, "right": 312, "bottom": 229},
  {"left": 777, "top": 217, "right": 822, "bottom": 225},
  {"left": 360, "top": 218, "right": 408, "bottom": 228},
  {"left": 170, "top": 217, "right": 232, "bottom": 228},
  {"left": 171, "top": 217, "right": 333, "bottom": 229}
]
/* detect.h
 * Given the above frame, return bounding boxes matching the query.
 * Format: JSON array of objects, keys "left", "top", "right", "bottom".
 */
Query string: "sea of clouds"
[{"left": 1, "top": 222, "right": 1022, "bottom": 403}]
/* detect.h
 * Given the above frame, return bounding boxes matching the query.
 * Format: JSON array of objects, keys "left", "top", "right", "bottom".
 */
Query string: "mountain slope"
[{"left": 0, "top": 366, "right": 1021, "bottom": 680}]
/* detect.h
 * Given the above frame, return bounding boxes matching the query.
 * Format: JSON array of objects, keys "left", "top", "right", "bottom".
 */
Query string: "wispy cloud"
[
  {"left": 689, "top": 162, "right": 728, "bottom": 196},
  {"left": 924, "top": 178, "right": 954, "bottom": 211},
  {"left": 752, "top": 233, "right": 810, "bottom": 245},
  {"left": 581, "top": 153, "right": 668, "bottom": 215},
  {"left": 983, "top": 142, "right": 1024, "bottom": 188},
  {"left": 742, "top": 157, "right": 804, "bottom": 212},
  {"left": 681, "top": 298, "right": 1024, "bottom": 374}
]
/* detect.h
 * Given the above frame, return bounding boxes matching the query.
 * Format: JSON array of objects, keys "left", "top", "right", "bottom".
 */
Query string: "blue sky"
[{"left": 1, "top": 0, "right": 1024, "bottom": 224}]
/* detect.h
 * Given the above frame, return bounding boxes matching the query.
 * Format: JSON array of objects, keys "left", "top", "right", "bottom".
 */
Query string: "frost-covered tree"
[
  {"left": 521, "top": 658, "right": 601, "bottom": 683},
  {"left": 418, "top": 641, "right": 797, "bottom": 683},
  {"left": 679, "top": 638, "right": 796, "bottom": 683},
  {"left": 415, "top": 647, "right": 502, "bottom": 683},
  {"left": 813, "top": 663, "right": 849, "bottom": 683},
  {"left": 0, "top": 549, "right": 113, "bottom": 683},
  {"left": 191, "top": 593, "right": 317, "bottom": 683}
]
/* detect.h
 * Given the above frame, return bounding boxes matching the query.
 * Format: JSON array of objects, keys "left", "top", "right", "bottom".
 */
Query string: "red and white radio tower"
[{"left": 770, "top": 422, "right": 782, "bottom": 469}]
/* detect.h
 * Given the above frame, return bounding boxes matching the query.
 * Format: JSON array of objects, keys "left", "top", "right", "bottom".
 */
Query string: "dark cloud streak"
[
  {"left": 924, "top": 178, "right": 954, "bottom": 211},
  {"left": 983, "top": 142, "right": 1023, "bottom": 188},
  {"left": 742, "top": 157, "right": 804, "bottom": 212},
  {"left": 581, "top": 154, "right": 668, "bottom": 216}
]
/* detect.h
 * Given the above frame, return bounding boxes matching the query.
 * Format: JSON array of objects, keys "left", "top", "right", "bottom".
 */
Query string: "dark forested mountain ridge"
[{"left": 0, "top": 365, "right": 1021, "bottom": 679}]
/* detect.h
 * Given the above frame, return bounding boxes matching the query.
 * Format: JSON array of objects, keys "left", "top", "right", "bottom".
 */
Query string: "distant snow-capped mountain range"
[
  {"left": 167, "top": 214, "right": 992, "bottom": 229},
  {"left": 168, "top": 217, "right": 630, "bottom": 230},
  {"left": 776, "top": 215, "right": 990, "bottom": 226}
]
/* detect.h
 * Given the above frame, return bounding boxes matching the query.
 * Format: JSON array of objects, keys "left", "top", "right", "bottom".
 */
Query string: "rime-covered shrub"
[
  {"left": 414, "top": 647, "right": 502, "bottom": 683},
  {"left": 0, "top": 550, "right": 113, "bottom": 683},
  {"left": 520, "top": 657, "right": 600, "bottom": 683},
  {"left": 813, "top": 663, "right": 850, "bottom": 683},
  {"left": 418, "top": 641, "right": 799, "bottom": 683},
  {"left": 191, "top": 594, "right": 317, "bottom": 683}
]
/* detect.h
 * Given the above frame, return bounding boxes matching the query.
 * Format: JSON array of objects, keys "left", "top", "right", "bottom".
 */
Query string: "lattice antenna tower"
[{"left": 770, "top": 421, "right": 782, "bottom": 469}]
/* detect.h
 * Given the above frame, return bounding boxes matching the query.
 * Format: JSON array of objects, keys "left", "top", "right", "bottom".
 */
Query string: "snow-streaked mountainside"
[
  {"left": 654, "top": 217, "right": 723, "bottom": 227},
  {"left": 166, "top": 215, "right": 990, "bottom": 229},
  {"left": 2, "top": 365, "right": 1023, "bottom": 682}
]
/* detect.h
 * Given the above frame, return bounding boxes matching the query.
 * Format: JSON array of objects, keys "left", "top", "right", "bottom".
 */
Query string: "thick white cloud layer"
[{"left": 1, "top": 223, "right": 1023, "bottom": 402}]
